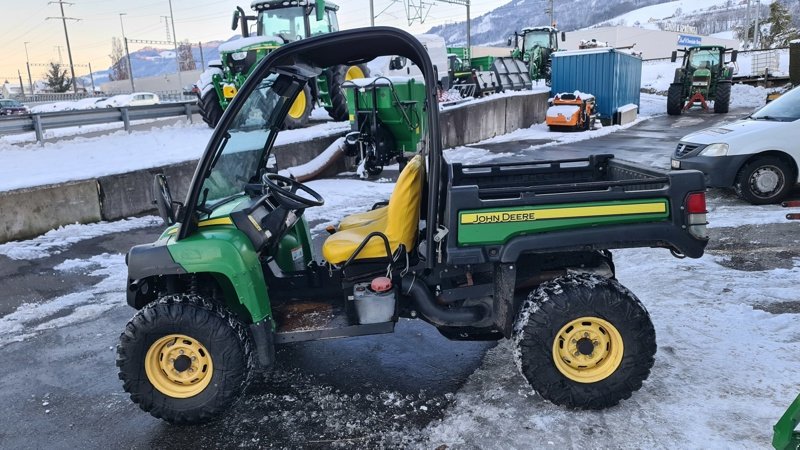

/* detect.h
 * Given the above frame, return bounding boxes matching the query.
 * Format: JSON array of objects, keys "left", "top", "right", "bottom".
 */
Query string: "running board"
[{"left": 275, "top": 321, "right": 394, "bottom": 344}]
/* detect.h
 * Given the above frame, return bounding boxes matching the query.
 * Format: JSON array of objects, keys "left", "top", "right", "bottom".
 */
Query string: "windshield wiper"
[{"left": 751, "top": 115, "right": 779, "bottom": 121}]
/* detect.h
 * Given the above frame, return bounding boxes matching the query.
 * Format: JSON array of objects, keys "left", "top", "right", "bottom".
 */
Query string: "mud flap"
[
  {"left": 249, "top": 319, "right": 276, "bottom": 372},
  {"left": 492, "top": 263, "right": 517, "bottom": 337}
]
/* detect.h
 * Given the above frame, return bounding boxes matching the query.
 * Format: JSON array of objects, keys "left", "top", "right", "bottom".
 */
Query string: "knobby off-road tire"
[
  {"left": 283, "top": 84, "right": 313, "bottom": 130},
  {"left": 117, "top": 294, "right": 253, "bottom": 424},
  {"left": 735, "top": 155, "right": 794, "bottom": 205},
  {"left": 714, "top": 81, "right": 731, "bottom": 114},
  {"left": 199, "top": 88, "right": 224, "bottom": 128},
  {"left": 667, "top": 83, "right": 684, "bottom": 116},
  {"left": 513, "top": 274, "right": 656, "bottom": 409},
  {"left": 324, "top": 64, "right": 370, "bottom": 122}
]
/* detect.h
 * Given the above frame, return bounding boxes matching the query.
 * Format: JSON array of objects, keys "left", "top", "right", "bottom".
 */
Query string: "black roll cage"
[{"left": 177, "top": 27, "right": 443, "bottom": 270}]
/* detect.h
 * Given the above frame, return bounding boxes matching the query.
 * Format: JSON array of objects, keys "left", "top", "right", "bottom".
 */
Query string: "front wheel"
[
  {"left": 714, "top": 81, "right": 731, "bottom": 114},
  {"left": 734, "top": 156, "right": 794, "bottom": 204},
  {"left": 324, "top": 64, "right": 370, "bottom": 121},
  {"left": 667, "top": 84, "right": 684, "bottom": 116},
  {"left": 283, "top": 84, "right": 312, "bottom": 129},
  {"left": 117, "top": 294, "right": 252, "bottom": 424},
  {"left": 514, "top": 274, "right": 656, "bottom": 409}
]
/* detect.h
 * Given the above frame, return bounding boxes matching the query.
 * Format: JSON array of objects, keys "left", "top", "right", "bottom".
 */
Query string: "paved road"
[{"left": 1, "top": 107, "right": 797, "bottom": 448}]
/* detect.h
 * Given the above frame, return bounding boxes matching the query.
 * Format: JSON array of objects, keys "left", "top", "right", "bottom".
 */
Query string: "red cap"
[{"left": 371, "top": 277, "right": 393, "bottom": 293}]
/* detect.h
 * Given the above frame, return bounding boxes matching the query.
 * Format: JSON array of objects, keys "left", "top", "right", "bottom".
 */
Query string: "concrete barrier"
[
  {"left": 0, "top": 92, "right": 549, "bottom": 243},
  {"left": 0, "top": 180, "right": 102, "bottom": 242}
]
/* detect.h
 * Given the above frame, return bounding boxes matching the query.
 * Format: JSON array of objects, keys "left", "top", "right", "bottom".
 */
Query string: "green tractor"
[
  {"left": 196, "top": 0, "right": 368, "bottom": 129},
  {"left": 667, "top": 45, "right": 738, "bottom": 115},
  {"left": 508, "top": 26, "right": 564, "bottom": 83}
]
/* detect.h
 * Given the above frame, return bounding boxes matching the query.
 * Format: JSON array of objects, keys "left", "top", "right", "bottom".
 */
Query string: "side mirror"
[
  {"left": 315, "top": 0, "right": 325, "bottom": 21},
  {"left": 670, "top": 51, "right": 677, "bottom": 63},
  {"left": 152, "top": 174, "right": 176, "bottom": 225},
  {"left": 507, "top": 37, "right": 513, "bottom": 46},
  {"left": 231, "top": 9, "right": 240, "bottom": 31},
  {"left": 561, "top": 31, "right": 566, "bottom": 42},
  {"left": 730, "top": 50, "right": 738, "bottom": 62},
  {"left": 389, "top": 56, "right": 407, "bottom": 70}
]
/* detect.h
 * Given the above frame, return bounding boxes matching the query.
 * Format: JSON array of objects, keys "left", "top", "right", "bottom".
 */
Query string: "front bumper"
[{"left": 671, "top": 154, "right": 750, "bottom": 188}]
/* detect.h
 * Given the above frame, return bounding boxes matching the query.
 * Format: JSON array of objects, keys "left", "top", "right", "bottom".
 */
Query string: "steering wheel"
[{"left": 262, "top": 173, "right": 324, "bottom": 209}]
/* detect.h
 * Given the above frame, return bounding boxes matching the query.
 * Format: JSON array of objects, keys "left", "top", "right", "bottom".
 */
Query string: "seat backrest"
[{"left": 385, "top": 155, "right": 425, "bottom": 251}]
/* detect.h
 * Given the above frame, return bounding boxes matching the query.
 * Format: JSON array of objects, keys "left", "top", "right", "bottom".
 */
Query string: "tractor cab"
[
  {"left": 234, "top": 0, "right": 340, "bottom": 41},
  {"left": 508, "top": 26, "right": 564, "bottom": 82}
]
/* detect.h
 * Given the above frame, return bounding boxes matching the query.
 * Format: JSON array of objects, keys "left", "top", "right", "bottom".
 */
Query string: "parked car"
[
  {"left": 672, "top": 84, "right": 800, "bottom": 204},
  {"left": 0, "top": 99, "right": 29, "bottom": 116},
  {"left": 98, "top": 92, "right": 160, "bottom": 108}
]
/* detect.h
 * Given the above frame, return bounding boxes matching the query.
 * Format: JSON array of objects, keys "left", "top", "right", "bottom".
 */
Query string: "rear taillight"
[{"left": 685, "top": 192, "right": 708, "bottom": 239}]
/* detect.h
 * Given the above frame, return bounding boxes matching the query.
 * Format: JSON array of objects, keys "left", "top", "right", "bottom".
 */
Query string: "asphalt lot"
[{"left": 1, "top": 106, "right": 797, "bottom": 448}]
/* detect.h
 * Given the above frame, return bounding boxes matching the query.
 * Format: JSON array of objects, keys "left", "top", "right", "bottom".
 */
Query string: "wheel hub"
[
  {"left": 552, "top": 317, "right": 624, "bottom": 383},
  {"left": 145, "top": 334, "right": 213, "bottom": 398},
  {"left": 751, "top": 167, "right": 781, "bottom": 194}
]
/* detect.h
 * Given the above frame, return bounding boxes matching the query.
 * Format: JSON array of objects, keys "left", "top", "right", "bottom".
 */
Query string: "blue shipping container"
[{"left": 550, "top": 48, "right": 642, "bottom": 121}]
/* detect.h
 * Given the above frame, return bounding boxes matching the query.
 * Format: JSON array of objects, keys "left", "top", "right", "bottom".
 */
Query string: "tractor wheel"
[
  {"left": 667, "top": 84, "right": 684, "bottom": 116},
  {"left": 117, "top": 294, "right": 252, "bottom": 424},
  {"left": 514, "top": 273, "right": 656, "bottom": 409},
  {"left": 198, "top": 88, "right": 224, "bottom": 128},
  {"left": 714, "top": 81, "right": 731, "bottom": 114},
  {"left": 325, "top": 64, "right": 370, "bottom": 122},
  {"left": 734, "top": 155, "right": 794, "bottom": 205},
  {"left": 283, "top": 84, "right": 312, "bottom": 129}
]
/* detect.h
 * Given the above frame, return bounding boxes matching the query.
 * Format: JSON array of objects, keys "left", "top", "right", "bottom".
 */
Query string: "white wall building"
[{"left": 562, "top": 26, "right": 739, "bottom": 59}]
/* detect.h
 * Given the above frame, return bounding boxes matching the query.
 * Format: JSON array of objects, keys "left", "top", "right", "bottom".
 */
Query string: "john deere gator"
[
  {"left": 196, "top": 0, "right": 368, "bottom": 129},
  {"left": 667, "top": 45, "right": 737, "bottom": 115},
  {"left": 119, "top": 28, "right": 710, "bottom": 424}
]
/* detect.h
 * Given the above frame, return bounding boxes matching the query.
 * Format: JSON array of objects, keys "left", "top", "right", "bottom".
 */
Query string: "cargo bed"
[{"left": 443, "top": 154, "right": 708, "bottom": 264}]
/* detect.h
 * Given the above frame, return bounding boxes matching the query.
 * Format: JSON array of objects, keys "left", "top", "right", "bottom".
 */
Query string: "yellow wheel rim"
[
  {"left": 288, "top": 89, "right": 307, "bottom": 119},
  {"left": 345, "top": 65, "right": 365, "bottom": 81},
  {"left": 145, "top": 334, "right": 213, "bottom": 398},
  {"left": 552, "top": 316, "right": 624, "bottom": 383}
]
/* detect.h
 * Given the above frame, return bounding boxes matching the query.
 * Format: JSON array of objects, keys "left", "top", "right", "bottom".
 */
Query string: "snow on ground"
[
  {"left": 0, "top": 118, "right": 161, "bottom": 145},
  {"left": 0, "top": 252, "right": 127, "bottom": 346},
  {"left": 421, "top": 245, "right": 798, "bottom": 448},
  {"left": 0, "top": 216, "right": 160, "bottom": 260},
  {"left": 730, "top": 83, "right": 767, "bottom": 109},
  {"left": 0, "top": 120, "right": 350, "bottom": 192}
]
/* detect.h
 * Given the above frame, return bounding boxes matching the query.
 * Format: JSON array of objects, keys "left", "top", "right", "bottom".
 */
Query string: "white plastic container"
[{"left": 353, "top": 281, "right": 396, "bottom": 324}]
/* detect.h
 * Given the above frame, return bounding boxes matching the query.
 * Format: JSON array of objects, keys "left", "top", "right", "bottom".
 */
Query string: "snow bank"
[{"left": 730, "top": 83, "right": 767, "bottom": 109}]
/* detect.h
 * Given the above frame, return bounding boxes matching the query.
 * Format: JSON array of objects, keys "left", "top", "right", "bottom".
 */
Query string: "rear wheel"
[
  {"left": 325, "top": 64, "right": 369, "bottom": 121},
  {"left": 735, "top": 156, "right": 794, "bottom": 204},
  {"left": 117, "top": 294, "right": 252, "bottom": 424},
  {"left": 667, "top": 84, "right": 684, "bottom": 116},
  {"left": 283, "top": 84, "right": 312, "bottom": 129},
  {"left": 714, "top": 81, "right": 731, "bottom": 114},
  {"left": 198, "top": 88, "right": 224, "bottom": 128},
  {"left": 514, "top": 274, "right": 656, "bottom": 409}
]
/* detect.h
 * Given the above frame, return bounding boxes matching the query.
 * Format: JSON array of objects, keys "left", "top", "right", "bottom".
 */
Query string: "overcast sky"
[{"left": 0, "top": 0, "right": 507, "bottom": 82}]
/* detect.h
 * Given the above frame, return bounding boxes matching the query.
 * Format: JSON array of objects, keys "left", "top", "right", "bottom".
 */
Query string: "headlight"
[
  {"left": 230, "top": 51, "right": 248, "bottom": 61},
  {"left": 699, "top": 143, "right": 729, "bottom": 157}
]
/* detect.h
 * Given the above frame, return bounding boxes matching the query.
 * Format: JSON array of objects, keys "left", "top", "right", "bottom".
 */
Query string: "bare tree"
[
  {"left": 178, "top": 40, "right": 196, "bottom": 71},
  {"left": 109, "top": 37, "right": 130, "bottom": 81}
]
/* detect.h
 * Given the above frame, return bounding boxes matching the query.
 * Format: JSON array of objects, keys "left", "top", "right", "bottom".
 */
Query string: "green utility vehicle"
[
  {"left": 667, "top": 45, "right": 738, "bottom": 115},
  {"left": 508, "top": 26, "right": 564, "bottom": 82},
  {"left": 342, "top": 76, "right": 426, "bottom": 177},
  {"left": 196, "top": 0, "right": 367, "bottom": 129},
  {"left": 118, "top": 28, "right": 710, "bottom": 424}
]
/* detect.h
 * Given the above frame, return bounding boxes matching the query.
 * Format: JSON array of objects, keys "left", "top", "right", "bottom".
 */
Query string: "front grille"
[{"left": 674, "top": 142, "right": 702, "bottom": 158}]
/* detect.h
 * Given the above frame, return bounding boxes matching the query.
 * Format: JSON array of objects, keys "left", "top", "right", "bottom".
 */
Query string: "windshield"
[
  {"left": 309, "top": 8, "right": 337, "bottom": 36},
  {"left": 0, "top": 99, "right": 21, "bottom": 107},
  {"left": 523, "top": 31, "right": 552, "bottom": 50},
  {"left": 258, "top": 7, "right": 306, "bottom": 41},
  {"left": 751, "top": 86, "right": 800, "bottom": 122},
  {"left": 196, "top": 73, "right": 300, "bottom": 212},
  {"left": 688, "top": 49, "right": 720, "bottom": 69}
]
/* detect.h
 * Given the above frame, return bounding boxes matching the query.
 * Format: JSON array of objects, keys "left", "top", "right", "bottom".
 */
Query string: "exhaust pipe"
[{"left": 401, "top": 275, "right": 487, "bottom": 326}]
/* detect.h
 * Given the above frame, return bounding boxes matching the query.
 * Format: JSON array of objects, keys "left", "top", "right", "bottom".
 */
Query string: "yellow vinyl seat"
[
  {"left": 337, "top": 205, "right": 387, "bottom": 230},
  {"left": 322, "top": 155, "right": 425, "bottom": 265}
]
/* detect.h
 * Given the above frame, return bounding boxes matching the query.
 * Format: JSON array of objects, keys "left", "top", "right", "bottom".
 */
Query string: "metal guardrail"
[{"left": 0, "top": 101, "right": 198, "bottom": 143}]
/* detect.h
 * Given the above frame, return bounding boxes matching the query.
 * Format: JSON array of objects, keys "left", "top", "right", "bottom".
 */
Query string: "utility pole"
[
  {"left": 23, "top": 42, "right": 33, "bottom": 95},
  {"left": 47, "top": 0, "right": 79, "bottom": 93},
  {"left": 55, "top": 45, "right": 63, "bottom": 64},
  {"left": 743, "top": 0, "right": 751, "bottom": 49},
  {"left": 168, "top": 0, "right": 184, "bottom": 90},
  {"left": 198, "top": 42, "right": 205, "bottom": 69},
  {"left": 18, "top": 70, "right": 25, "bottom": 97},
  {"left": 753, "top": 0, "right": 761, "bottom": 49},
  {"left": 370, "top": 0, "right": 374, "bottom": 26},
  {"left": 120, "top": 13, "right": 135, "bottom": 92},
  {"left": 161, "top": 16, "right": 172, "bottom": 42},
  {"left": 88, "top": 62, "right": 95, "bottom": 93}
]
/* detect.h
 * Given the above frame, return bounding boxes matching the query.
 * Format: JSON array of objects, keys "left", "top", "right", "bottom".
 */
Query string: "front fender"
[{"left": 167, "top": 226, "right": 271, "bottom": 322}]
